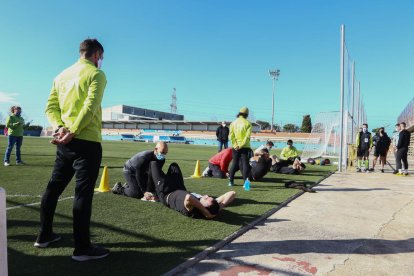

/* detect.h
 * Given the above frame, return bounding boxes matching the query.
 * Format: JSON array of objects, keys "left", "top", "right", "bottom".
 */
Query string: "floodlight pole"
[
  {"left": 339, "top": 24, "right": 345, "bottom": 172},
  {"left": 269, "top": 69, "right": 280, "bottom": 132}
]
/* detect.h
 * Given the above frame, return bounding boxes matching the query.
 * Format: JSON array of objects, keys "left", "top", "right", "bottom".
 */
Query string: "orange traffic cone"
[
  {"left": 191, "top": 160, "right": 202, "bottom": 178},
  {"left": 95, "top": 166, "right": 111, "bottom": 192}
]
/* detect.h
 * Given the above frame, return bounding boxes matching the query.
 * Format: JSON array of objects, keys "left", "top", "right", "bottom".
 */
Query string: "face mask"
[
  {"left": 362, "top": 128, "right": 367, "bottom": 132},
  {"left": 97, "top": 58, "right": 103, "bottom": 69},
  {"left": 15, "top": 111, "right": 21, "bottom": 116},
  {"left": 156, "top": 152, "right": 166, "bottom": 161}
]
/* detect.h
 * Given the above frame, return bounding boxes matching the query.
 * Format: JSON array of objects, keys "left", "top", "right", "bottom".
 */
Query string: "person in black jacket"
[
  {"left": 111, "top": 142, "right": 168, "bottom": 201},
  {"left": 216, "top": 121, "right": 229, "bottom": 152},
  {"left": 371, "top": 127, "right": 391, "bottom": 173},
  {"left": 395, "top": 122, "right": 411, "bottom": 176}
]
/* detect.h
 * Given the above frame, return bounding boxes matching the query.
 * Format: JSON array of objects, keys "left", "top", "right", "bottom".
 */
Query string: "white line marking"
[
  {"left": 6, "top": 195, "right": 42, "bottom": 198},
  {"left": 6, "top": 192, "right": 99, "bottom": 211}
]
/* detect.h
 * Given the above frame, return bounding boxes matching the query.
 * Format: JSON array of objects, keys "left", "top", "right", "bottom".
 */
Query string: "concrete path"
[{"left": 181, "top": 166, "right": 414, "bottom": 275}]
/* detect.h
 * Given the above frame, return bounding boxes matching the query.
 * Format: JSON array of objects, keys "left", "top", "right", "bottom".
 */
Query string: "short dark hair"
[
  {"left": 363, "top": 123, "right": 368, "bottom": 127},
  {"left": 400, "top": 122, "right": 406, "bottom": 127},
  {"left": 79, "top": 38, "right": 104, "bottom": 58},
  {"left": 395, "top": 123, "right": 400, "bottom": 127},
  {"left": 206, "top": 199, "right": 220, "bottom": 215},
  {"left": 287, "top": 139, "right": 293, "bottom": 145},
  {"left": 266, "top": 141, "right": 274, "bottom": 147}
]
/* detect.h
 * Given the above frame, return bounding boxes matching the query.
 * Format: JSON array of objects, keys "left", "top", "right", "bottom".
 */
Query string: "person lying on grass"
[
  {"left": 270, "top": 154, "right": 305, "bottom": 175},
  {"left": 150, "top": 161, "right": 236, "bottom": 219}
]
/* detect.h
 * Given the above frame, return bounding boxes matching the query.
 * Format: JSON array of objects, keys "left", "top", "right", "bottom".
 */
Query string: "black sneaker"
[
  {"left": 356, "top": 168, "right": 361, "bottom": 173},
  {"left": 381, "top": 169, "right": 384, "bottom": 173},
  {"left": 72, "top": 244, "right": 110, "bottom": 262},
  {"left": 393, "top": 170, "right": 398, "bottom": 174},
  {"left": 34, "top": 233, "right": 61, "bottom": 248},
  {"left": 369, "top": 168, "right": 374, "bottom": 172},
  {"left": 111, "top": 182, "right": 123, "bottom": 194}
]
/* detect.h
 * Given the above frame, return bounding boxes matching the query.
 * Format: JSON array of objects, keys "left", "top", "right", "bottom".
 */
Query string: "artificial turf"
[{"left": 0, "top": 136, "right": 333, "bottom": 275}]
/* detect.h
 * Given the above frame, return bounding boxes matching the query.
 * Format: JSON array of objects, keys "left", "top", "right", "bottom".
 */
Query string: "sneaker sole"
[
  {"left": 34, "top": 236, "right": 62, "bottom": 248},
  {"left": 72, "top": 252, "right": 110, "bottom": 262}
]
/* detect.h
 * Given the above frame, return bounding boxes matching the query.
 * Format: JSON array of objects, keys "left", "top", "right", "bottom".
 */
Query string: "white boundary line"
[
  {"left": 6, "top": 177, "right": 201, "bottom": 211},
  {"left": 6, "top": 195, "right": 75, "bottom": 211}
]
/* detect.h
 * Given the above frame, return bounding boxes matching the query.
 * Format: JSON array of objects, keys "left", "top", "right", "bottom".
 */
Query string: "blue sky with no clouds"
[{"left": 0, "top": 0, "right": 413, "bottom": 129}]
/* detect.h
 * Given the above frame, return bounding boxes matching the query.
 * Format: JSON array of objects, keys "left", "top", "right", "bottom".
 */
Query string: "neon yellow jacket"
[
  {"left": 280, "top": 146, "right": 299, "bottom": 160},
  {"left": 6, "top": 115, "right": 24, "bottom": 136},
  {"left": 45, "top": 58, "right": 107, "bottom": 143},
  {"left": 229, "top": 116, "right": 252, "bottom": 149}
]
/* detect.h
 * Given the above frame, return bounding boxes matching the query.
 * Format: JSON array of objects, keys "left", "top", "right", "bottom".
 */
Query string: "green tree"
[
  {"left": 301, "top": 114, "right": 312, "bottom": 133},
  {"left": 283, "top": 123, "right": 299, "bottom": 132}
]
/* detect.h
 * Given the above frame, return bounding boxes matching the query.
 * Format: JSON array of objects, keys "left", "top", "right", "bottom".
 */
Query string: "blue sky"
[{"left": 0, "top": 0, "right": 413, "bottom": 130}]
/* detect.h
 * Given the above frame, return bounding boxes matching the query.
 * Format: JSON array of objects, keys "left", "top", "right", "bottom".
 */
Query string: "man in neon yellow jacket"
[
  {"left": 280, "top": 139, "right": 300, "bottom": 164},
  {"left": 4, "top": 105, "right": 25, "bottom": 166},
  {"left": 228, "top": 107, "right": 252, "bottom": 190},
  {"left": 35, "top": 39, "right": 109, "bottom": 262}
]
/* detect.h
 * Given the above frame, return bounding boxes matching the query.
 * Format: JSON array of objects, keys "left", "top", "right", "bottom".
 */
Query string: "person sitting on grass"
[
  {"left": 202, "top": 148, "right": 233, "bottom": 178},
  {"left": 270, "top": 154, "right": 305, "bottom": 175},
  {"left": 254, "top": 141, "right": 274, "bottom": 155},
  {"left": 249, "top": 148, "right": 273, "bottom": 180},
  {"left": 111, "top": 142, "right": 168, "bottom": 202},
  {"left": 151, "top": 161, "right": 236, "bottom": 219},
  {"left": 280, "top": 139, "right": 300, "bottom": 164}
]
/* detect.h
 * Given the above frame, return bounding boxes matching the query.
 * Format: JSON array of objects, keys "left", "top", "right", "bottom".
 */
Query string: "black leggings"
[
  {"left": 150, "top": 162, "right": 186, "bottom": 204},
  {"left": 229, "top": 148, "right": 250, "bottom": 181}
]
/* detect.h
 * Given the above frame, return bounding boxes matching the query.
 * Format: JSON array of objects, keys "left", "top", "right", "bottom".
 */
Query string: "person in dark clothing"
[
  {"left": 216, "top": 121, "right": 230, "bottom": 152},
  {"left": 371, "top": 127, "right": 391, "bottom": 173},
  {"left": 249, "top": 149, "right": 272, "bottom": 180},
  {"left": 395, "top": 122, "right": 411, "bottom": 176},
  {"left": 112, "top": 142, "right": 168, "bottom": 201},
  {"left": 150, "top": 161, "right": 236, "bottom": 219},
  {"left": 355, "top": 123, "right": 373, "bottom": 172}
]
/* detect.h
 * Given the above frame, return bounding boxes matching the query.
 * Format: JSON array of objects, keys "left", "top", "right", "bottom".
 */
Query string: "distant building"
[{"left": 102, "top": 105, "right": 184, "bottom": 121}]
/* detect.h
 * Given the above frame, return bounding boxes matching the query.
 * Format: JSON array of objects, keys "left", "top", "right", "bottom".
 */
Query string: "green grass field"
[{"left": 0, "top": 136, "right": 333, "bottom": 275}]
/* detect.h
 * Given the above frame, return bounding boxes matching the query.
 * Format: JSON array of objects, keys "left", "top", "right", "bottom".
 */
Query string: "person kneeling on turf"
[
  {"left": 202, "top": 148, "right": 233, "bottom": 178},
  {"left": 151, "top": 161, "right": 236, "bottom": 219},
  {"left": 112, "top": 141, "right": 168, "bottom": 201}
]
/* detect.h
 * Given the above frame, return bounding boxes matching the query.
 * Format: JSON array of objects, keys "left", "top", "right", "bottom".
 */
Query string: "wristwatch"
[{"left": 54, "top": 125, "right": 63, "bottom": 133}]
